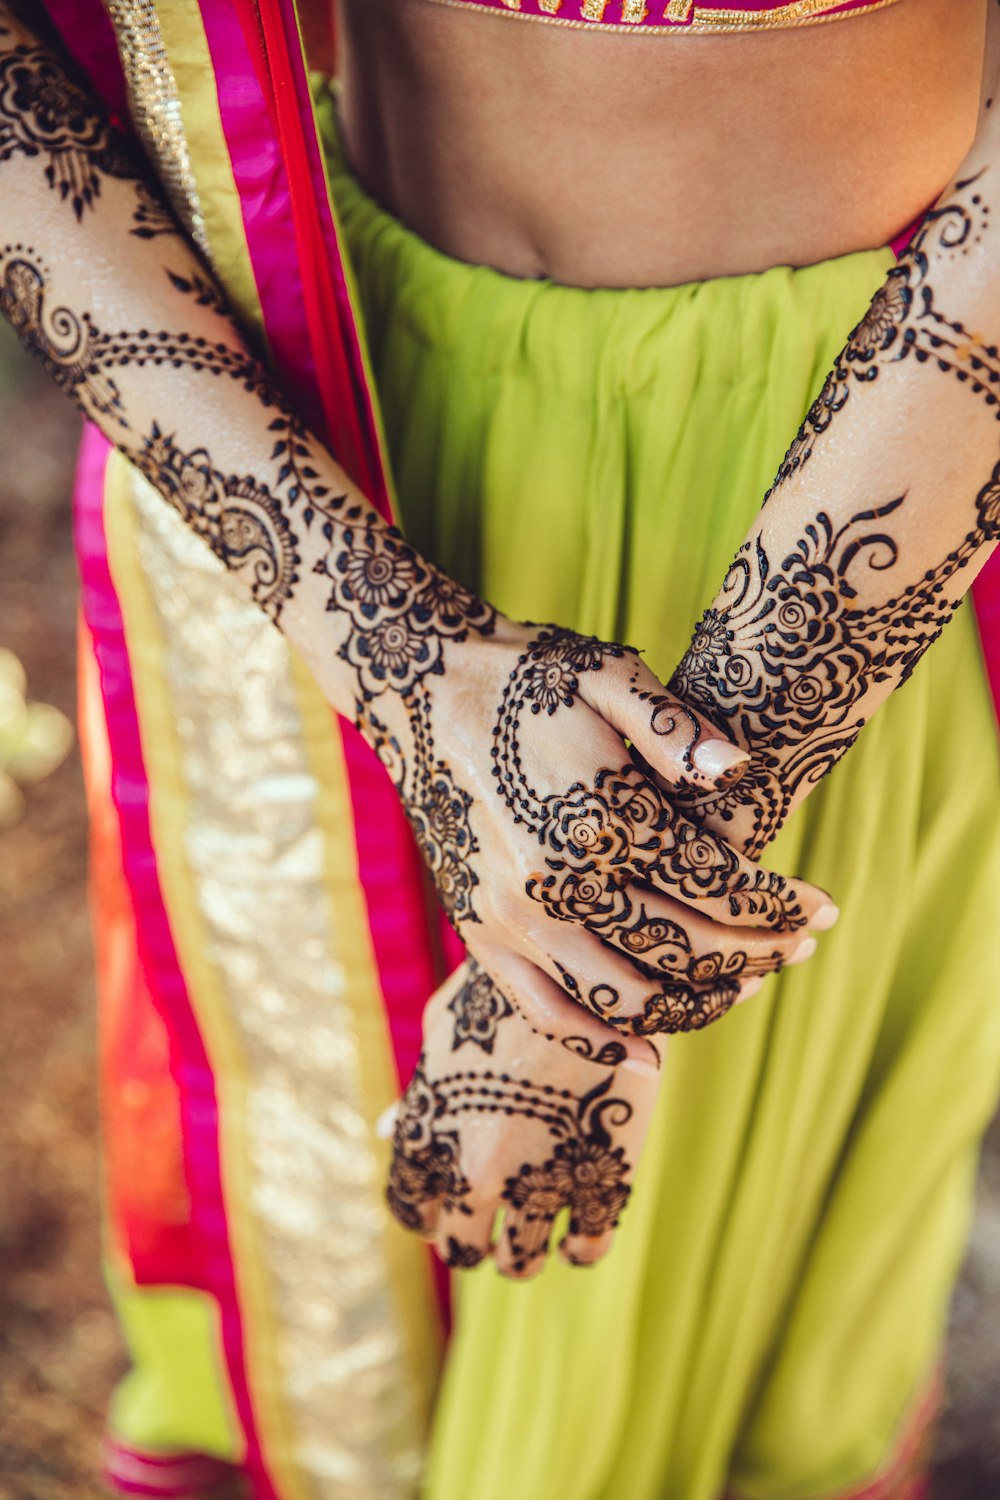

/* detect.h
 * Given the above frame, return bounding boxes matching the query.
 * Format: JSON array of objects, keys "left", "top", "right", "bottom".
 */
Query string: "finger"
[
  {"left": 435, "top": 1202, "right": 496, "bottom": 1271},
  {"left": 494, "top": 1201, "right": 558, "bottom": 1280},
  {"left": 385, "top": 1175, "right": 440, "bottom": 1240},
  {"left": 518, "top": 922, "right": 763, "bottom": 1035},
  {"left": 637, "top": 809, "right": 838, "bottom": 932},
  {"left": 587, "top": 654, "right": 750, "bottom": 792},
  {"left": 559, "top": 1227, "right": 615, "bottom": 1269},
  {"left": 587, "top": 889, "right": 817, "bottom": 983},
  {"left": 375, "top": 1100, "right": 400, "bottom": 1141}
]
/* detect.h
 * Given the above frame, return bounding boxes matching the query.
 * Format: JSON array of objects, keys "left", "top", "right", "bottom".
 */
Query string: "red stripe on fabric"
[
  {"left": 338, "top": 721, "right": 449, "bottom": 1088},
  {"left": 271, "top": 0, "right": 392, "bottom": 511},
  {"left": 972, "top": 562, "right": 1000, "bottom": 734},
  {"left": 199, "top": 2, "right": 451, "bottom": 1323},
  {"left": 75, "top": 428, "right": 278, "bottom": 1500}
]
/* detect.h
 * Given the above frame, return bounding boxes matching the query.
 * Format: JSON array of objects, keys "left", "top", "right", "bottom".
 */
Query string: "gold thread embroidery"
[
  {"left": 539, "top": 0, "right": 565, "bottom": 9},
  {"left": 666, "top": 0, "right": 694, "bottom": 17},
  {"left": 101, "top": 0, "right": 209, "bottom": 257},
  {"left": 415, "top": 0, "right": 904, "bottom": 33}
]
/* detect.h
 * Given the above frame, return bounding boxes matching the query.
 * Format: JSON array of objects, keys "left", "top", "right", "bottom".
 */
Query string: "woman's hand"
[
  {"left": 0, "top": 4, "right": 832, "bottom": 1038},
  {"left": 326, "top": 552, "right": 835, "bottom": 1035},
  {"left": 383, "top": 958, "right": 662, "bottom": 1278}
]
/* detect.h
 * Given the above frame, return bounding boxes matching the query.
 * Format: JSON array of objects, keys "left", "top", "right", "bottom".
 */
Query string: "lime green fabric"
[
  {"left": 105, "top": 1263, "right": 243, "bottom": 1459},
  {"left": 330, "top": 139, "right": 1000, "bottom": 1500}
]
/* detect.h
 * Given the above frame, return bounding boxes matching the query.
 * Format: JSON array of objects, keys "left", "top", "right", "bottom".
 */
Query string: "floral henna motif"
[
  {"left": 672, "top": 467, "right": 1000, "bottom": 852},
  {"left": 501, "top": 1075, "right": 632, "bottom": 1274},
  {"left": 386, "top": 1042, "right": 636, "bottom": 1274},
  {"left": 0, "top": 42, "right": 174, "bottom": 233},
  {"left": 362, "top": 697, "right": 482, "bottom": 926},
  {"left": 553, "top": 956, "right": 743, "bottom": 1036},
  {"left": 320, "top": 513, "right": 496, "bottom": 701},
  {"left": 448, "top": 965, "right": 514, "bottom": 1053},
  {"left": 487, "top": 627, "right": 805, "bottom": 1031},
  {"left": 385, "top": 1064, "right": 473, "bottom": 1234}
]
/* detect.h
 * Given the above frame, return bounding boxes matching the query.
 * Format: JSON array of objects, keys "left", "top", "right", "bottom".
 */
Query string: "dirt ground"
[{"left": 0, "top": 322, "right": 999, "bottom": 1500}]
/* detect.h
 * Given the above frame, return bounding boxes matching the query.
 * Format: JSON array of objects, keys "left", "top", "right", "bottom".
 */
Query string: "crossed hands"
[{"left": 363, "top": 603, "right": 837, "bottom": 1276}]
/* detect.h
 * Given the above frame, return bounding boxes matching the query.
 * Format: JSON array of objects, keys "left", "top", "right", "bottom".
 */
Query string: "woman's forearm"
[
  {"left": 0, "top": 3, "right": 495, "bottom": 723},
  {"left": 671, "top": 3, "right": 1000, "bottom": 857}
]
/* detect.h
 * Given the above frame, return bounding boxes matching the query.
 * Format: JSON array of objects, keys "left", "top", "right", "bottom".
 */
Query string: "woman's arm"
[
  {"left": 669, "top": 3, "right": 1000, "bottom": 858},
  {"left": 0, "top": 2, "right": 835, "bottom": 1033}
]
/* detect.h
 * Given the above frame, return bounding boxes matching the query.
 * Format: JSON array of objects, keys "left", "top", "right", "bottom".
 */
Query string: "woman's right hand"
[{"left": 318, "top": 518, "right": 835, "bottom": 1035}]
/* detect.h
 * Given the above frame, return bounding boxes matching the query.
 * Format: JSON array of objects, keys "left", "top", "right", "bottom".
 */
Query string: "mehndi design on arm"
[
  {"left": 673, "top": 469, "right": 1000, "bottom": 853},
  {"left": 0, "top": 41, "right": 174, "bottom": 234},
  {"left": 768, "top": 177, "right": 994, "bottom": 499}
]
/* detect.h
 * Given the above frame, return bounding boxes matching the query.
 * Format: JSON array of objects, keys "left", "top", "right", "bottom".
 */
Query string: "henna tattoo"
[
  {"left": 672, "top": 471, "right": 1000, "bottom": 851},
  {"left": 134, "top": 425, "right": 300, "bottom": 618},
  {"left": 0, "top": 42, "right": 174, "bottom": 234},
  {"left": 386, "top": 1049, "right": 634, "bottom": 1274},
  {"left": 501, "top": 1074, "right": 632, "bottom": 1272},
  {"left": 767, "top": 177, "right": 994, "bottom": 500},
  {"left": 448, "top": 962, "right": 514, "bottom": 1052},
  {"left": 444, "top": 1237, "right": 485, "bottom": 1269},
  {"left": 385, "top": 1063, "right": 472, "bottom": 1233},
  {"left": 362, "top": 696, "right": 482, "bottom": 925},
  {"left": 492, "top": 627, "right": 805, "bottom": 966}
]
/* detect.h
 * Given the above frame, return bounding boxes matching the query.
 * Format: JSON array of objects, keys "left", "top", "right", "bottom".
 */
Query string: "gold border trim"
[{"left": 416, "top": 0, "right": 904, "bottom": 33}]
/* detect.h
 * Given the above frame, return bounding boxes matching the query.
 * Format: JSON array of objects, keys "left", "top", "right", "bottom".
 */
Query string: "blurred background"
[{"left": 1, "top": 318, "right": 999, "bottom": 1500}]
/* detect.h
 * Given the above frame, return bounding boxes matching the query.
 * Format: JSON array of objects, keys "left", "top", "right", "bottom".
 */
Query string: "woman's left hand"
[{"left": 382, "top": 958, "right": 663, "bottom": 1278}]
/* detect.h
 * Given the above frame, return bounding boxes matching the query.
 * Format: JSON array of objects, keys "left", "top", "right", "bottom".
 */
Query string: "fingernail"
[
  {"left": 692, "top": 739, "right": 751, "bottom": 780},
  {"left": 375, "top": 1102, "right": 399, "bottom": 1140},
  {"left": 810, "top": 903, "right": 840, "bottom": 931},
  {"left": 787, "top": 935, "right": 817, "bottom": 966},
  {"left": 741, "top": 977, "right": 765, "bottom": 1001}
]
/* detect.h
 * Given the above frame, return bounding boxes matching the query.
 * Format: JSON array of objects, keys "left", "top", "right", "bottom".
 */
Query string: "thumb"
[{"left": 594, "top": 656, "right": 750, "bottom": 792}]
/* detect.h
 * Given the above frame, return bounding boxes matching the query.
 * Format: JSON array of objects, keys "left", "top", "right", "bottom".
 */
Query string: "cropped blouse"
[{"left": 418, "top": 0, "right": 905, "bottom": 33}]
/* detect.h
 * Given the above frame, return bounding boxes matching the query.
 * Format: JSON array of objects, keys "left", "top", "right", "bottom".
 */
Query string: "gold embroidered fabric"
[
  {"left": 128, "top": 475, "right": 427, "bottom": 1499},
  {"left": 419, "top": 0, "right": 904, "bottom": 33},
  {"left": 100, "top": 0, "right": 209, "bottom": 254}
]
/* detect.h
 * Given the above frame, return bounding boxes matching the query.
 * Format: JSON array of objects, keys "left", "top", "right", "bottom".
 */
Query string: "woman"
[{"left": 2, "top": 1, "right": 998, "bottom": 1498}]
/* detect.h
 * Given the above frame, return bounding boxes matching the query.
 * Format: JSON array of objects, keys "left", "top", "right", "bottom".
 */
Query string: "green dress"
[{"left": 328, "top": 120, "right": 1000, "bottom": 1500}]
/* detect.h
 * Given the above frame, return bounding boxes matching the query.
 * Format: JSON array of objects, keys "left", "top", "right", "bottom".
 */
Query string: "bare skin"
[{"left": 337, "top": 0, "right": 986, "bottom": 289}]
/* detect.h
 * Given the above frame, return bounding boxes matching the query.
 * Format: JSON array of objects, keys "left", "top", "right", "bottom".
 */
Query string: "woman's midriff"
[{"left": 335, "top": 0, "right": 986, "bottom": 289}]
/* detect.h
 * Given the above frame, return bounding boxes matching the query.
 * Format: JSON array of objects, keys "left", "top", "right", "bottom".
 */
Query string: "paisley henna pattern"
[{"left": 134, "top": 425, "right": 301, "bottom": 618}]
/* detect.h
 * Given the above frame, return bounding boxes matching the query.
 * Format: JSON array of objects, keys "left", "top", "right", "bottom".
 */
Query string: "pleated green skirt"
[{"left": 329, "top": 136, "right": 1000, "bottom": 1500}]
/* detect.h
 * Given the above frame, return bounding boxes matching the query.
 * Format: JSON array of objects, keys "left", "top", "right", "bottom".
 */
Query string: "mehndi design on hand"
[
  {"left": 387, "top": 961, "right": 658, "bottom": 1276},
  {"left": 0, "top": 3, "right": 833, "bottom": 1056},
  {"left": 671, "top": 169, "right": 1000, "bottom": 854}
]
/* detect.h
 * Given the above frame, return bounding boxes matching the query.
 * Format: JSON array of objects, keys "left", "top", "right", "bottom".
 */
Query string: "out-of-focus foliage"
[{"left": 0, "top": 646, "right": 73, "bottom": 825}]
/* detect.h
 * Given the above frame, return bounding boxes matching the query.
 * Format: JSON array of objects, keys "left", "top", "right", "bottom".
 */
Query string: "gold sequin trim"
[
  {"left": 101, "top": 0, "right": 209, "bottom": 256},
  {"left": 416, "top": 0, "right": 904, "bottom": 33}
]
